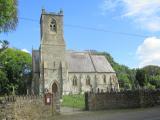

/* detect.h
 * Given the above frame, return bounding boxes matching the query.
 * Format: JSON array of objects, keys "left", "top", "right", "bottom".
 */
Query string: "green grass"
[
  {"left": 62, "top": 94, "right": 85, "bottom": 109},
  {"left": 0, "top": 96, "right": 4, "bottom": 99}
]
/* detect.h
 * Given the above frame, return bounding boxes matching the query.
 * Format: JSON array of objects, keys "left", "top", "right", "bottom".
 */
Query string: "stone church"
[{"left": 32, "top": 9, "right": 119, "bottom": 96}]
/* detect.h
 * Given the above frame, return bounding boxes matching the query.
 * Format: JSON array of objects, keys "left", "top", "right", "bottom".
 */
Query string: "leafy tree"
[
  {"left": 143, "top": 65, "right": 160, "bottom": 76},
  {"left": 149, "top": 75, "right": 160, "bottom": 88},
  {"left": 140, "top": 65, "right": 160, "bottom": 89},
  {"left": 0, "top": 48, "right": 32, "bottom": 95},
  {"left": 136, "top": 69, "right": 147, "bottom": 87},
  {"left": 0, "top": 69, "right": 8, "bottom": 94},
  {"left": 118, "top": 73, "right": 131, "bottom": 90},
  {"left": 0, "top": 0, "right": 18, "bottom": 32}
]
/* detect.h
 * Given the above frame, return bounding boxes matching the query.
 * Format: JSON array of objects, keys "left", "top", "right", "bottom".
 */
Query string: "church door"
[{"left": 52, "top": 82, "right": 58, "bottom": 93}]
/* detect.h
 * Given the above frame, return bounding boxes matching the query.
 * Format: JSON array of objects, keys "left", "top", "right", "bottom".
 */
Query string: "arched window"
[
  {"left": 110, "top": 75, "right": 116, "bottom": 92},
  {"left": 72, "top": 75, "right": 77, "bottom": 86},
  {"left": 50, "top": 18, "right": 56, "bottom": 32},
  {"left": 110, "top": 76, "right": 112, "bottom": 85},
  {"left": 103, "top": 75, "right": 106, "bottom": 84},
  {"left": 86, "top": 75, "right": 91, "bottom": 86}
]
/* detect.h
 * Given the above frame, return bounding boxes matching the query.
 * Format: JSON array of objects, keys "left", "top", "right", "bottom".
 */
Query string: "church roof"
[
  {"left": 66, "top": 51, "right": 115, "bottom": 73},
  {"left": 66, "top": 52, "right": 95, "bottom": 72},
  {"left": 90, "top": 55, "right": 115, "bottom": 73},
  {"left": 32, "top": 50, "right": 115, "bottom": 73}
]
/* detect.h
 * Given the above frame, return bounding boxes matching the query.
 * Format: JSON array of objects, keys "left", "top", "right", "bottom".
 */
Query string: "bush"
[{"left": 146, "top": 83, "right": 156, "bottom": 90}]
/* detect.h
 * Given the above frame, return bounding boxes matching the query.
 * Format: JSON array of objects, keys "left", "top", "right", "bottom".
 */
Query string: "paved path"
[
  {"left": 60, "top": 107, "right": 83, "bottom": 114},
  {"left": 57, "top": 106, "right": 160, "bottom": 120}
]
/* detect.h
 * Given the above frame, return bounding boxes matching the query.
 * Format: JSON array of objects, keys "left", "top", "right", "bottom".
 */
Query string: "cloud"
[
  {"left": 100, "top": 0, "right": 160, "bottom": 32},
  {"left": 21, "top": 49, "right": 30, "bottom": 53},
  {"left": 100, "top": 0, "right": 121, "bottom": 15},
  {"left": 136, "top": 37, "right": 160, "bottom": 67}
]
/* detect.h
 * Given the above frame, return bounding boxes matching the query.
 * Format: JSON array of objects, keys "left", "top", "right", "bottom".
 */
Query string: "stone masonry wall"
[
  {"left": 63, "top": 72, "right": 119, "bottom": 95},
  {"left": 85, "top": 89, "right": 160, "bottom": 111},
  {"left": 0, "top": 95, "right": 59, "bottom": 120}
]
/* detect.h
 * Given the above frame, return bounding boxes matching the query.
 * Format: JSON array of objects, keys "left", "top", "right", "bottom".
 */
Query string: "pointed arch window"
[
  {"left": 50, "top": 18, "right": 56, "bottom": 32},
  {"left": 103, "top": 75, "right": 106, "bottom": 84},
  {"left": 110, "top": 76, "right": 113, "bottom": 85},
  {"left": 72, "top": 75, "right": 78, "bottom": 86},
  {"left": 86, "top": 75, "right": 91, "bottom": 86}
]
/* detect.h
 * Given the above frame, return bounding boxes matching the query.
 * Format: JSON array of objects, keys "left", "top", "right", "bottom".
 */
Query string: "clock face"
[{"left": 49, "top": 18, "right": 56, "bottom": 32}]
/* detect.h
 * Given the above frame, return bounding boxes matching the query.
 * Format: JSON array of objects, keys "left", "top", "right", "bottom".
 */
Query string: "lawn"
[
  {"left": 62, "top": 94, "right": 85, "bottom": 109},
  {"left": 0, "top": 96, "right": 4, "bottom": 100}
]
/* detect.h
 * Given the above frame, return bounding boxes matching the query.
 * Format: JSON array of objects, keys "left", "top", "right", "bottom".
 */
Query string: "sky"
[{"left": 1, "top": 0, "right": 160, "bottom": 68}]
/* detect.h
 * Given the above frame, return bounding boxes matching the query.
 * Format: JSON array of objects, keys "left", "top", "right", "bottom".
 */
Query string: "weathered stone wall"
[
  {"left": 63, "top": 72, "right": 119, "bottom": 95},
  {"left": 0, "top": 95, "right": 59, "bottom": 120},
  {"left": 39, "top": 10, "right": 66, "bottom": 95},
  {"left": 0, "top": 97, "right": 15, "bottom": 120},
  {"left": 85, "top": 90, "right": 160, "bottom": 111}
]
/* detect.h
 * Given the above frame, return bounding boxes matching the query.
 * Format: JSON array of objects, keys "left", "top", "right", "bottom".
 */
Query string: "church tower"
[{"left": 39, "top": 9, "right": 66, "bottom": 97}]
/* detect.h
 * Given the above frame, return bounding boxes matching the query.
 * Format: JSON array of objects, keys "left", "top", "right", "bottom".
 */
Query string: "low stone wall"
[
  {"left": 0, "top": 95, "right": 59, "bottom": 120},
  {"left": 0, "top": 96, "right": 16, "bottom": 120},
  {"left": 85, "top": 90, "right": 160, "bottom": 111}
]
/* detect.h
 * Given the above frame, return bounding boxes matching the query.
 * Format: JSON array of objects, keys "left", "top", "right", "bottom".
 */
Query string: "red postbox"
[{"left": 44, "top": 92, "right": 53, "bottom": 105}]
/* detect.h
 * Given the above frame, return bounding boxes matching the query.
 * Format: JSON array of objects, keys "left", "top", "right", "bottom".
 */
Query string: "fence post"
[{"left": 85, "top": 92, "right": 89, "bottom": 110}]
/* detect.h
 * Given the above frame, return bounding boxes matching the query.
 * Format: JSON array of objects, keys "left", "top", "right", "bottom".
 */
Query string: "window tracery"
[
  {"left": 50, "top": 18, "right": 56, "bottom": 32},
  {"left": 72, "top": 75, "right": 78, "bottom": 86},
  {"left": 86, "top": 75, "right": 91, "bottom": 86}
]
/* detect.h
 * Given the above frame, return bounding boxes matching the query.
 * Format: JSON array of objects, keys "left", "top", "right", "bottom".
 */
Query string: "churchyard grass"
[{"left": 62, "top": 94, "right": 85, "bottom": 109}]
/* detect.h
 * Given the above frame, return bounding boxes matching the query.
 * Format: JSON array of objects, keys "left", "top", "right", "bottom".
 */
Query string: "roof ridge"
[{"left": 88, "top": 52, "right": 97, "bottom": 72}]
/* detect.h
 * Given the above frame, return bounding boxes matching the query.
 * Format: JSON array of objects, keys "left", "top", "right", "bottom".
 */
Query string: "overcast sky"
[{"left": 1, "top": 0, "right": 160, "bottom": 68}]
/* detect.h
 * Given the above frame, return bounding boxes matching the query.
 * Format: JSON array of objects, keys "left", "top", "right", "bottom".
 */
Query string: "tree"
[
  {"left": 118, "top": 73, "right": 131, "bottom": 90},
  {"left": 0, "top": 48, "right": 32, "bottom": 95},
  {"left": 136, "top": 69, "right": 147, "bottom": 87},
  {"left": 140, "top": 65, "right": 160, "bottom": 89},
  {"left": 0, "top": 69, "right": 8, "bottom": 94},
  {"left": 143, "top": 65, "right": 160, "bottom": 76},
  {"left": 0, "top": 0, "right": 18, "bottom": 32},
  {"left": 149, "top": 75, "right": 160, "bottom": 89}
]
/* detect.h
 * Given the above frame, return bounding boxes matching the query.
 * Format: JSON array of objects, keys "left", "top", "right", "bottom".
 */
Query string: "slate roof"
[
  {"left": 66, "top": 52, "right": 95, "bottom": 72},
  {"left": 66, "top": 51, "right": 115, "bottom": 73},
  {"left": 32, "top": 50, "right": 115, "bottom": 73},
  {"left": 90, "top": 55, "right": 115, "bottom": 73}
]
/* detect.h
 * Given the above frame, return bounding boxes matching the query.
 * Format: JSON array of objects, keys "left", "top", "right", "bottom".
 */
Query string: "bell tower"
[{"left": 39, "top": 9, "right": 66, "bottom": 98}]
